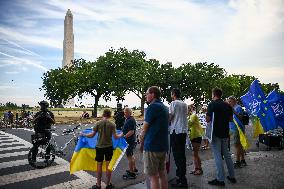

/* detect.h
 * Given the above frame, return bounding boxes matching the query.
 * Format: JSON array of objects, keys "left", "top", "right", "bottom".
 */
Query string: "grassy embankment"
[{"left": 1, "top": 108, "right": 144, "bottom": 125}]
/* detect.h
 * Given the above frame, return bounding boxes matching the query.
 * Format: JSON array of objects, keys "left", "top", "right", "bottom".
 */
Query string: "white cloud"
[
  {"left": 0, "top": 27, "right": 62, "bottom": 49},
  {"left": 5, "top": 71, "right": 19, "bottom": 74},
  {"left": 0, "top": 84, "right": 19, "bottom": 90},
  {"left": 3, "top": 39, "right": 43, "bottom": 58},
  {"left": 0, "top": 0, "right": 283, "bottom": 106},
  {"left": 0, "top": 51, "right": 48, "bottom": 71}
]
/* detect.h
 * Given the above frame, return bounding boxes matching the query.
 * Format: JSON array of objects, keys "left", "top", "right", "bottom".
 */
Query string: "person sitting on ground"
[
  {"left": 81, "top": 111, "right": 89, "bottom": 118},
  {"left": 81, "top": 109, "right": 123, "bottom": 189},
  {"left": 122, "top": 107, "right": 138, "bottom": 179},
  {"left": 188, "top": 104, "right": 204, "bottom": 175}
]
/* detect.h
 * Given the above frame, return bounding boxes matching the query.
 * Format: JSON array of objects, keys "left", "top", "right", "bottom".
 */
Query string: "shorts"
[
  {"left": 191, "top": 137, "right": 202, "bottom": 144},
  {"left": 95, "top": 146, "right": 113, "bottom": 162},
  {"left": 126, "top": 142, "right": 136, "bottom": 157},
  {"left": 143, "top": 151, "right": 166, "bottom": 176}
]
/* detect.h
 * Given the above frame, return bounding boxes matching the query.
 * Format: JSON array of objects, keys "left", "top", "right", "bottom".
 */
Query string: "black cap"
[{"left": 39, "top": 100, "right": 49, "bottom": 107}]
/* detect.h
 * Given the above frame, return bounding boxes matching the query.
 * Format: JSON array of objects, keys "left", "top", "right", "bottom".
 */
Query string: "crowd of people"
[
  {"left": 138, "top": 86, "right": 246, "bottom": 188},
  {"left": 28, "top": 85, "right": 249, "bottom": 189},
  {"left": 1, "top": 110, "right": 34, "bottom": 128}
]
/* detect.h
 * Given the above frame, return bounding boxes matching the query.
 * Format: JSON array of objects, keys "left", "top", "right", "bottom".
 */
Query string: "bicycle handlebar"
[{"left": 62, "top": 124, "right": 81, "bottom": 135}]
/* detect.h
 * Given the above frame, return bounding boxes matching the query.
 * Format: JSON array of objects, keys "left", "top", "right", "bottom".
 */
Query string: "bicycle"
[{"left": 28, "top": 124, "right": 81, "bottom": 169}]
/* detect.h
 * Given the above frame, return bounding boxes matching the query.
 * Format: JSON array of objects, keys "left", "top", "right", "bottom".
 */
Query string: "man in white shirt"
[{"left": 169, "top": 88, "right": 188, "bottom": 188}]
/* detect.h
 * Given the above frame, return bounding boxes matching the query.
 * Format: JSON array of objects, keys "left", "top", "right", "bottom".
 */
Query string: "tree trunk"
[
  {"left": 93, "top": 94, "right": 100, "bottom": 118},
  {"left": 140, "top": 96, "right": 146, "bottom": 116}
]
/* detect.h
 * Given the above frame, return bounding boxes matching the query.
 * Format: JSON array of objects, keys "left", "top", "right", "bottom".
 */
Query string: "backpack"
[{"left": 242, "top": 111, "right": 249, "bottom": 125}]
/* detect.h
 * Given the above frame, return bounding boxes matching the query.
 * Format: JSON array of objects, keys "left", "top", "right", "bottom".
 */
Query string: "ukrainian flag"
[
  {"left": 251, "top": 117, "right": 264, "bottom": 138},
  {"left": 70, "top": 129, "right": 128, "bottom": 174},
  {"left": 232, "top": 115, "right": 250, "bottom": 150}
]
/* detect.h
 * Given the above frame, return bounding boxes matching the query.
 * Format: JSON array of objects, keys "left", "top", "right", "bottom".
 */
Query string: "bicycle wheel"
[{"left": 28, "top": 144, "right": 56, "bottom": 169}]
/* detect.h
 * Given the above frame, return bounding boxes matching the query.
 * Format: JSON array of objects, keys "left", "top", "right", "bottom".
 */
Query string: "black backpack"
[{"left": 242, "top": 111, "right": 249, "bottom": 125}]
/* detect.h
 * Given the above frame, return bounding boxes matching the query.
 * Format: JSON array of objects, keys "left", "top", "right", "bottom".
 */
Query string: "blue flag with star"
[
  {"left": 267, "top": 90, "right": 284, "bottom": 129},
  {"left": 241, "top": 80, "right": 277, "bottom": 131}
]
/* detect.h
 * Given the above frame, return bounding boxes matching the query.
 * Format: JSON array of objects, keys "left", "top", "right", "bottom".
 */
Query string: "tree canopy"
[{"left": 41, "top": 47, "right": 282, "bottom": 116}]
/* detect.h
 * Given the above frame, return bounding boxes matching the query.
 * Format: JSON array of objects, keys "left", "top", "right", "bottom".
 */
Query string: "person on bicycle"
[{"left": 31, "top": 100, "right": 55, "bottom": 162}]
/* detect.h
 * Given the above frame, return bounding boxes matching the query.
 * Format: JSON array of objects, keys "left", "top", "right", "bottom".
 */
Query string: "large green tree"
[
  {"left": 176, "top": 62, "right": 226, "bottom": 106},
  {"left": 72, "top": 59, "right": 112, "bottom": 117},
  {"left": 41, "top": 65, "right": 77, "bottom": 107},
  {"left": 129, "top": 58, "right": 161, "bottom": 115}
]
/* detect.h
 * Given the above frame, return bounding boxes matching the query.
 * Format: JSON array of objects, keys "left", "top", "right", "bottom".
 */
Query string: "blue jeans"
[{"left": 210, "top": 135, "right": 235, "bottom": 181}]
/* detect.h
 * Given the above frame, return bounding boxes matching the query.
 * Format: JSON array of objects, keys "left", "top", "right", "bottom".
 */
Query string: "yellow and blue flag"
[
  {"left": 251, "top": 117, "right": 264, "bottom": 138},
  {"left": 241, "top": 80, "right": 277, "bottom": 132},
  {"left": 70, "top": 129, "right": 128, "bottom": 174},
  {"left": 232, "top": 115, "right": 249, "bottom": 150}
]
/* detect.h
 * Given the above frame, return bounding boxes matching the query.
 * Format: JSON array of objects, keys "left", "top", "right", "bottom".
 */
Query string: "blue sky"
[{"left": 0, "top": 0, "right": 284, "bottom": 107}]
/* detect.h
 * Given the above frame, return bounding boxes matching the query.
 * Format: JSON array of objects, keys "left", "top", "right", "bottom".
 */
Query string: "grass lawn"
[{"left": 1, "top": 108, "right": 144, "bottom": 124}]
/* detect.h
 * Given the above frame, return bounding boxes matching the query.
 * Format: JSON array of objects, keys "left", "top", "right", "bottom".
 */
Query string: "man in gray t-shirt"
[{"left": 169, "top": 88, "right": 188, "bottom": 188}]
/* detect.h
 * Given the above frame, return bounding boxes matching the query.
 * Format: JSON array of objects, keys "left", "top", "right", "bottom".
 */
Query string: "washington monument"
[
  {"left": 62, "top": 9, "right": 74, "bottom": 67},
  {"left": 63, "top": 9, "right": 75, "bottom": 107}
]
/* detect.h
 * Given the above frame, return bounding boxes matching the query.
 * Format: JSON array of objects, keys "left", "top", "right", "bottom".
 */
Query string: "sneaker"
[
  {"left": 123, "top": 172, "right": 137, "bottom": 179},
  {"left": 241, "top": 159, "right": 247, "bottom": 166},
  {"left": 208, "top": 179, "right": 225, "bottom": 186},
  {"left": 106, "top": 183, "right": 114, "bottom": 189},
  {"left": 234, "top": 161, "right": 242, "bottom": 168},
  {"left": 227, "top": 176, "right": 237, "bottom": 183},
  {"left": 171, "top": 178, "right": 188, "bottom": 188},
  {"left": 126, "top": 168, "right": 138, "bottom": 174},
  {"left": 171, "top": 182, "right": 188, "bottom": 188},
  {"left": 91, "top": 185, "right": 101, "bottom": 189}
]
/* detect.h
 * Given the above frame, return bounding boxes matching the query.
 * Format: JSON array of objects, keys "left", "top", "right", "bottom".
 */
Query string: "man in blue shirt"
[{"left": 139, "top": 86, "right": 169, "bottom": 189}]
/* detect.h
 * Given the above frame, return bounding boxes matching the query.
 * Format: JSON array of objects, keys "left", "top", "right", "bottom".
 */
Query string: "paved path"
[
  {"left": 0, "top": 130, "right": 106, "bottom": 189},
  {"left": 126, "top": 147, "right": 284, "bottom": 189},
  {"left": 1, "top": 125, "right": 284, "bottom": 189}
]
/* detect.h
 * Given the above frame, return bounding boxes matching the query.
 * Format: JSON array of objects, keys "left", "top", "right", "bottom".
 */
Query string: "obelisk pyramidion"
[{"left": 62, "top": 9, "right": 74, "bottom": 67}]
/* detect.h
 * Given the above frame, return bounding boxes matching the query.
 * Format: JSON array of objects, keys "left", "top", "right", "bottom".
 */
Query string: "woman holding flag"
[{"left": 227, "top": 96, "right": 248, "bottom": 168}]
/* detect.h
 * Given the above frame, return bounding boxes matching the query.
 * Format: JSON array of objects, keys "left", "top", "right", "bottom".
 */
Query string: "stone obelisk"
[
  {"left": 62, "top": 9, "right": 74, "bottom": 67},
  {"left": 63, "top": 9, "right": 75, "bottom": 107}
]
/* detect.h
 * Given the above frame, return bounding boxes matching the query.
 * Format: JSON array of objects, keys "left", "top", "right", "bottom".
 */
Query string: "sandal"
[
  {"left": 202, "top": 146, "right": 209, "bottom": 150},
  {"left": 190, "top": 169, "right": 196, "bottom": 174}
]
